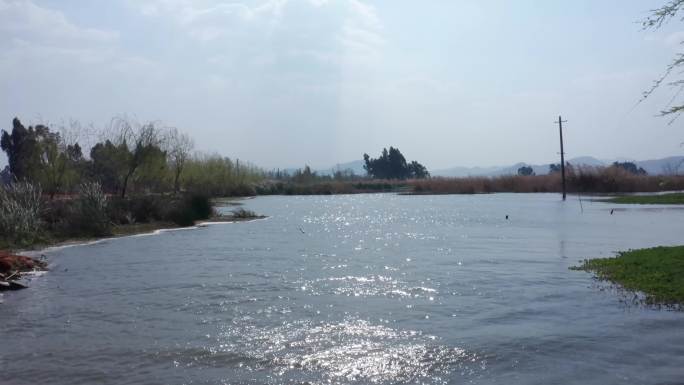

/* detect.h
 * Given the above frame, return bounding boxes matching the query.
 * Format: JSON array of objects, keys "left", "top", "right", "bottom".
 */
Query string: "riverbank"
[
  {"left": 572, "top": 246, "right": 684, "bottom": 307},
  {"left": 255, "top": 172, "right": 684, "bottom": 196},
  {"left": 0, "top": 251, "right": 47, "bottom": 290},
  {"left": 5, "top": 210, "right": 265, "bottom": 253},
  {"left": 0, "top": 189, "right": 260, "bottom": 251},
  {"left": 0, "top": 212, "right": 265, "bottom": 294}
]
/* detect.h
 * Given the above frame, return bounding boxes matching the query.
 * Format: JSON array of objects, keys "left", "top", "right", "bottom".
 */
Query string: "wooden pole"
[{"left": 557, "top": 115, "right": 567, "bottom": 201}]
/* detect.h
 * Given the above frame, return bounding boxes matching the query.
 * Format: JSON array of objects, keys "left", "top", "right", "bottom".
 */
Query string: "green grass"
[
  {"left": 572, "top": 246, "right": 684, "bottom": 306},
  {"left": 605, "top": 193, "right": 684, "bottom": 204}
]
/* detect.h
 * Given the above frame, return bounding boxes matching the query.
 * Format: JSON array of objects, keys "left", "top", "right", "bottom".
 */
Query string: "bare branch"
[{"left": 642, "top": 0, "right": 684, "bottom": 29}]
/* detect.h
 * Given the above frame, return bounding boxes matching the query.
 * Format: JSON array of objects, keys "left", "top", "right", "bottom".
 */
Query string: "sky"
[{"left": 1, "top": 0, "right": 684, "bottom": 171}]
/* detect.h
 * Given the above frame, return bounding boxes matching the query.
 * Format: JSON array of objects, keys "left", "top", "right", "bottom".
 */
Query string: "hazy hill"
[
  {"left": 432, "top": 156, "right": 684, "bottom": 177},
  {"left": 282, "top": 155, "right": 684, "bottom": 178},
  {"left": 316, "top": 160, "right": 367, "bottom": 176}
]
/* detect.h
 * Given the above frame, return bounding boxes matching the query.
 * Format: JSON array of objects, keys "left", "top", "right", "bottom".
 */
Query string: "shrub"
[
  {"left": 0, "top": 182, "right": 44, "bottom": 245},
  {"left": 107, "top": 197, "right": 134, "bottom": 225},
  {"left": 231, "top": 208, "right": 258, "bottom": 219},
  {"left": 167, "top": 194, "right": 214, "bottom": 226},
  {"left": 51, "top": 182, "right": 111, "bottom": 237},
  {"left": 129, "top": 195, "right": 164, "bottom": 223},
  {"left": 78, "top": 182, "right": 111, "bottom": 236}
]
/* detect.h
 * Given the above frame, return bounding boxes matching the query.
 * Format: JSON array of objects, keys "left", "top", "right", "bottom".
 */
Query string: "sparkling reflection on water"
[{"left": 2, "top": 193, "right": 684, "bottom": 385}]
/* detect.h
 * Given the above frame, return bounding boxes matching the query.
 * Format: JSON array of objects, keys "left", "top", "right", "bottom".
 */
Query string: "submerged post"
[{"left": 557, "top": 115, "right": 567, "bottom": 201}]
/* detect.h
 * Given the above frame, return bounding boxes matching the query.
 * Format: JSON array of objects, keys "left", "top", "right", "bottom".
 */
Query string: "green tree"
[
  {"left": 363, "top": 147, "right": 429, "bottom": 179},
  {"left": 97, "top": 118, "right": 165, "bottom": 198},
  {"left": 41, "top": 131, "right": 67, "bottom": 198},
  {"left": 1, "top": 118, "right": 47, "bottom": 182},
  {"left": 90, "top": 140, "right": 130, "bottom": 194},
  {"left": 408, "top": 160, "right": 430, "bottom": 179},
  {"left": 611, "top": 161, "right": 647, "bottom": 175},
  {"left": 1, "top": 118, "right": 84, "bottom": 197},
  {"left": 517, "top": 166, "right": 535, "bottom": 176}
]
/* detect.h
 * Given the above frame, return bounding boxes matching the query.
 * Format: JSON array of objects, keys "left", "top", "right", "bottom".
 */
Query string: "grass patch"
[
  {"left": 604, "top": 193, "right": 684, "bottom": 205},
  {"left": 571, "top": 246, "right": 684, "bottom": 306}
]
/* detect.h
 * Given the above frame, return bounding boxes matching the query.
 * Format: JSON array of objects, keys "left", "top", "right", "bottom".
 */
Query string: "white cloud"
[
  {"left": 129, "top": 0, "right": 289, "bottom": 41},
  {"left": 0, "top": 0, "right": 154, "bottom": 71},
  {"left": 0, "top": 0, "right": 118, "bottom": 48},
  {"left": 130, "top": 0, "right": 383, "bottom": 55}
]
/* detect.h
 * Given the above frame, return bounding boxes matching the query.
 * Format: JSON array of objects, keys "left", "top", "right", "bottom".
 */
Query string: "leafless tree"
[
  {"left": 662, "top": 158, "right": 684, "bottom": 175},
  {"left": 642, "top": 1, "right": 684, "bottom": 121},
  {"left": 165, "top": 127, "right": 194, "bottom": 194}
]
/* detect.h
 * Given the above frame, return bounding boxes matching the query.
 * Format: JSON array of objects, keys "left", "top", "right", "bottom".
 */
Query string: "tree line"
[{"left": 1, "top": 117, "right": 262, "bottom": 198}]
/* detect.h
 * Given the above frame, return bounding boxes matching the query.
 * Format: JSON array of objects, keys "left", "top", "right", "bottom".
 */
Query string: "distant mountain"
[
  {"left": 281, "top": 155, "right": 684, "bottom": 179},
  {"left": 635, "top": 156, "right": 684, "bottom": 175},
  {"left": 432, "top": 156, "right": 684, "bottom": 177}
]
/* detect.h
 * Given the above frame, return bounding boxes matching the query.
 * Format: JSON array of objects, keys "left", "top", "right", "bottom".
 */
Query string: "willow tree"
[
  {"left": 642, "top": 1, "right": 684, "bottom": 119},
  {"left": 103, "top": 118, "right": 165, "bottom": 198}
]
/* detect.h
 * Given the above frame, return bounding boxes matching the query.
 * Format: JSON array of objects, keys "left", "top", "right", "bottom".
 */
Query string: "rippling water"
[{"left": 2, "top": 193, "right": 684, "bottom": 384}]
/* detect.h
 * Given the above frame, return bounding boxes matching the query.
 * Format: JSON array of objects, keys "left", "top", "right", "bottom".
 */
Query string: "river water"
[{"left": 1, "top": 193, "right": 683, "bottom": 384}]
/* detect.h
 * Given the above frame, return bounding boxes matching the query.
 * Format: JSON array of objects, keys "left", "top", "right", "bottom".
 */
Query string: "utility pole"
[{"left": 556, "top": 115, "right": 567, "bottom": 201}]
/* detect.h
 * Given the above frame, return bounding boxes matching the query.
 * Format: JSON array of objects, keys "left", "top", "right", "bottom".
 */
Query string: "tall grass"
[
  {"left": 409, "top": 167, "right": 684, "bottom": 195},
  {"left": 0, "top": 182, "right": 44, "bottom": 245},
  {"left": 261, "top": 166, "right": 684, "bottom": 196}
]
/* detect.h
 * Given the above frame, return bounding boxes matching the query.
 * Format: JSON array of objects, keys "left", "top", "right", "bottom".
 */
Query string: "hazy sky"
[{"left": 1, "top": 0, "right": 683, "bottom": 170}]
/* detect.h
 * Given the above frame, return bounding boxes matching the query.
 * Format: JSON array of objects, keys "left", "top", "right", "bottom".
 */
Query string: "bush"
[
  {"left": 129, "top": 195, "right": 164, "bottom": 223},
  {"left": 107, "top": 197, "right": 134, "bottom": 225},
  {"left": 231, "top": 208, "right": 258, "bottom": 219},
  {"left": 78, "top": 182, "right": 110, "bottom": 236},
  {"left": 167, "top": 194, "right": 214, "bottom": 226},
  {"left": 0, "top": 182, "right": 44, "bottom": 245},
  {"left": 106, "top": 195, "right": 168, "bottom": 225},
  {"left": 49, "top": 182, "right": 111, "bottom": 237}
]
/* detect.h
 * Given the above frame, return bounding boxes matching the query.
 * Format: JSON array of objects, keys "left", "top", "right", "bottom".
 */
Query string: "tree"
[
  {"left": 642, "top": 1, "right": 684, "bottom": 119},
  {"left": 103, "top": 118, "right": 164, "bottom": 198},
  {"left": 166, "top": 128, "right": 194, "bottom": 194},
  {"left": 90, "top": 140, "right": 129, "bottom": 194},
  {"left": 1, "top": 118, "right": 46, "bottom": 181},
  {"left": 612, "top": 161, "right": 647, "bottom": 175},
  {"left": 517, "top": 166, "right": 535, "bottom": 176},
  {"left": 41, "top": 130, "right": 68, "bottom": 198},
  {"left": 1, "top": 118, "right": 84, "bottom": 196},
  {"left": 408, "top": 160, "right": 430, "bottom": 179},
  {"left": 292, "top": 165, "right": 316, "bottom": 184},
  {"left": 549, "top": 163, "right": 571, "bottom": 174},
  {"left": 363, "top": 147, "right": 429, "bottom": 179}
]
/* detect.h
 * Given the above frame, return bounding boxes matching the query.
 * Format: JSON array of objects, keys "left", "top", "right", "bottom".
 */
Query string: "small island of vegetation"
[
  {"left": 604, "top": 192, "right": 684, "bottom": 205},
  {"left": 572, "top": 246, "right": 684, "bottom": 307}
]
